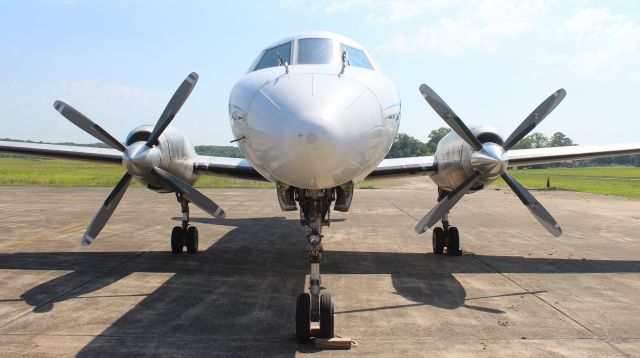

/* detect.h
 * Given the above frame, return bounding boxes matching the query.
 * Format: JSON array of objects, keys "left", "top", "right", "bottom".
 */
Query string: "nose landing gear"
[
  {"left": 295, "top": 189, "right": 336, "bottom": 343},
  {"left": 171, "top": 193, "right": 199, "bottom": 254}
]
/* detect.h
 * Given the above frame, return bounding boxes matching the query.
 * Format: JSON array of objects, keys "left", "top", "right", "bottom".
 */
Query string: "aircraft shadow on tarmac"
[{"left": 1, "top": 216, "right": 640, "bottom": 355}]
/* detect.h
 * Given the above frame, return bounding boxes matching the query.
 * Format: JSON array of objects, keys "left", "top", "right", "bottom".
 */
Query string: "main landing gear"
[
  {"left": 432, "top": 188, "right": 461, "bottom": 256},
  {"left": 431, "top": 213, "right": 460, "bottom": 255},
  {"left": 171, "top": 193, "right": 199, "bottom": 254},
  {"left": 295, "top": 189, "right": 335, "bottom": 343}
]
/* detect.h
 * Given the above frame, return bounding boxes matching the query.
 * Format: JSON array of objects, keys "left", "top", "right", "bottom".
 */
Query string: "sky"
[{"left": 1, "top": 0, "right": 639, "bottom": 146}]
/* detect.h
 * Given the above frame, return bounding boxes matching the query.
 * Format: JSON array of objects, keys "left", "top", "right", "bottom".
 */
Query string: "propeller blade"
[
  {"left": 146, "top": 72, "right": 199, "bottom": 147},
  {"left": 53, "top": 101, "right": 126, "bottom": 152},
  {"left": 419, "top": 84, "right": 483, "bottom": 151},
  {"left": 503, "top": 89, "right": 567, "bottom": 150},
  {"left": 151, "top": 167, "right": 225, "bottom": 219},
  {"left": 415, "top": 170, "right": 482, "bottom": 234},
  {"left": 501, "top": 172, "right": 562, "bottom": 237},
  {"left": 82, "top": 173, "right": 132, "bottom": 246}
]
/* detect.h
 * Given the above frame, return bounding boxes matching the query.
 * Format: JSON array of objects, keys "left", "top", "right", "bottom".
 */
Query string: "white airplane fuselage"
[{"left": 228, "top": 32, "right": 400, "bottom": 189}]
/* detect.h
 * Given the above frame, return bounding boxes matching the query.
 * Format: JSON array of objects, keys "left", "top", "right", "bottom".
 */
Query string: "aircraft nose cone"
[
  {"left": 244, "top": 73, "right": 385, "bottom": 188},
  {"left": 470, "top": 143, "right": 508, "bottom": 180},
  {"left": 122, "top": 142, "right": 161, "bottom": 177}
]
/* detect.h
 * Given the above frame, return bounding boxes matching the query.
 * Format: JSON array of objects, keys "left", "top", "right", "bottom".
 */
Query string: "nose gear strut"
[{"left": 295, "top": 189, "right": 336, "bottom": 342}]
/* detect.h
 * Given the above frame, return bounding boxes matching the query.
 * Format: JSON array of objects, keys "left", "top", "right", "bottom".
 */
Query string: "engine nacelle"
[
  {"left": 431, "top": 126, "right": 506, "bottom": 192},
  {"left": 124, "top": 125, "right": 198, "bottom": 193}
]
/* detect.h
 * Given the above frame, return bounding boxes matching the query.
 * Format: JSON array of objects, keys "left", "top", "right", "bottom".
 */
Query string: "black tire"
[
  {"left": 319, "top": 293, "right": 335, "bottom": 338},
  {"left": 296, "top": 293, "right": 311, "bottom": 343},
  {"left": 432, "top": 227, "right": 445, "bottom": 255},
  {"left": 186, "top": 226, "right": 199, "bottom": 254},
  {"left": 171, "top": 226, "right": 183, "bottom": 254},
  {"left": 447, "top": 226, "right": 460, "bottom": 256}
]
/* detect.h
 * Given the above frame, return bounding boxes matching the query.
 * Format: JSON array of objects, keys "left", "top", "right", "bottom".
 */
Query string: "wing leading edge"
[
  {"left": 365, "top": 142, "right": 640, "bottom": 180},
  {"left": 2, "top": 140, "right": 639, "bottom": 182},
  {"left": 507, "top": 142, "right": 640, "bottom": 167},
  {"left": 193, "top": 155, "right": 266, "bottom": 181},
  {"left": 365, "top": 156, "right": 437, "bottom": 180},
  {"left": 0, "top": 141, "right": 122, "bottom": 163},
  {"left": 0, "top": 141, "right": 266, "bottom": 181}
]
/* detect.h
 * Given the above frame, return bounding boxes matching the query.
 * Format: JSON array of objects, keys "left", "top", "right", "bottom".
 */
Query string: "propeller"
[
  {"left": 415, "top": 171, "right": 482, "bottom": 234},
  {"left": 419, "top": 84, "right": 483, "bottom": 151},
  {"left": 501, "top": 172, "right": 562, "bottom": 237},
  {"left": 503, "top": 89, "right": 566, "bottom": 150},
  {"left": 415, "top": 85, "right": 566, "bottom": 236},
  {"left": 147, "top": 72, "right": 199, "bottom": 147},
  {"left": 54, "top": 101, "right": 126, "bottom": 152},
  {"left": 54, "top": 72, "right": 225, "bottom": 246},
  {"left": 82, "top": 173, "right": 132, "bottom": 246},
  {"left": 152, "top": 167, "right": 225, "bottom": 219}
]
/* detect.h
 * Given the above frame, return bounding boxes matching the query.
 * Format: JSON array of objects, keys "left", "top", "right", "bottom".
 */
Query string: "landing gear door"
[{"left": 333, "top": 181, "right": 354, "bottom": 212}]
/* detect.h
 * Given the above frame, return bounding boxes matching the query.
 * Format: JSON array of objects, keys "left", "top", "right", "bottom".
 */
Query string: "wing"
[
  {"left": 0, "top": 140, "right": 121, "bottom": 163},
  {"left": 508, "top": 142, "right": 640, "bottom": 167},
  {"left": 365, "top": 156, "right": 436, "bottom": 180},
  {"left": 193, "top": 155, "right": 267, "bottom": 181},
  {"left": 365, "top": 141, "right": 640, "bottom": 180},
  {"left": 0, "top": 140, "right": 267, "bottom": 181}
]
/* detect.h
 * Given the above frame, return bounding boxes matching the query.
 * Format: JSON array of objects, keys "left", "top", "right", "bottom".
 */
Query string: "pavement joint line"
[
  {"left": 375, "top": 191, "right": 420, "bottom": 222},
  {"left": 0, "top": 250, "right": 146, "bottom": 331},
  {"left": 470, "top": 254, "right": 632, "bottom": 358},
  {"left": 0, "top": 275, "right": 101, "bottom": 331}
]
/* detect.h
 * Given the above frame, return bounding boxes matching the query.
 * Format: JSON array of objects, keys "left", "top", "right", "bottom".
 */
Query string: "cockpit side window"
[
  {"left": 340, "top": 43, "right": 374, "bottom": 70},
  {"left": 254, "top": 42, "right": 292, "bottom": 71},
  {"left": 297, "top": 38, "right": 334, "bottom": 65}
]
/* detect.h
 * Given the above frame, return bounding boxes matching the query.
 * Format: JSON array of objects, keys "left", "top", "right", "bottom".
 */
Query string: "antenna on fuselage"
[{"left": 276, "top": 52, "right": 289, "bottom": 74}]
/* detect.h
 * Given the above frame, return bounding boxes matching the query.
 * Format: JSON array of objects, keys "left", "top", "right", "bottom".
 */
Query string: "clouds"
[
  {"left": 552, "top": 8, "right": 640, "bottom": 77},
  {"left": 0, "top": 79, "right": 164, "bottom": 143},
  {"left": 59, "top": 79, "right": 162, "bottom": 114},
  {"left": 377, "top": 7, "right": 545, "bottom": 55},
  {"left": 321, "top": 0, "right": 460, "bottom": 21},
  {"left": 376, "top": 0, "right": 554, "bottom": 55},
  {"left": 297, "top": 0, "right": 640, "bottom": 79},
  {"left": 55, "top": 79, "right": 165, "bottom": 139},
  {"left": 299, "top": 0, "right": 555, "bottom": 55}
]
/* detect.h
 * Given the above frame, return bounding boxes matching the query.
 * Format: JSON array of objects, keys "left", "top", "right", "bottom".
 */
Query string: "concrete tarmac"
[{"left": 0, "top": 181, "right": 639, "bottom": 357}]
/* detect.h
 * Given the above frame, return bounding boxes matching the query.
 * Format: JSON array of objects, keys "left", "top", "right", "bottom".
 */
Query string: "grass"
[
  {"left": 0, "top": 157, "right": 395, "bottom": 189},
  {"left": 497, "top": 166, "right": 640, "bottom": 200},
  {"left": 1, "top": 158, "right": 638, "bottom": 199},
  {"left": 0, "top": 158, "right": 273, "bottom": 188}
]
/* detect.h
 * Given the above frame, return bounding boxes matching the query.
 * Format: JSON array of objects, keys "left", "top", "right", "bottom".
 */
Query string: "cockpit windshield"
[
  {"left": 251, "top": 36, "right": 375, "bottom": 72},
  {"left": 254, "top": 42, "right": 291, "bottom": 71},
  {"left": 340, "top": 43, "right": 374, "bottom": 70},
  {"left": 297, "top": 38, "right": 334, "bottom": 65}
]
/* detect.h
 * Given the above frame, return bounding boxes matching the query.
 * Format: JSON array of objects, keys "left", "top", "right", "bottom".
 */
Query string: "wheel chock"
[
  {"left": 312, "top": 336, "right": 357, "bottom": 350},
  {"left": 309, "top": 323, "right": 357, "bottom": 349},
  {"left": 310, "top": 326, "right": 320, "bottom": 336}
]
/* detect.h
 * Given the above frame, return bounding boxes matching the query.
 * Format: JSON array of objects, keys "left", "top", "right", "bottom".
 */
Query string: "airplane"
[{"left": 1, "top": 31, "right": 639, "bottom": 343}]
